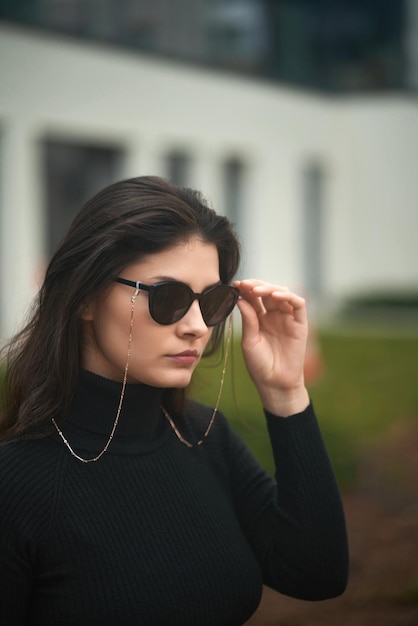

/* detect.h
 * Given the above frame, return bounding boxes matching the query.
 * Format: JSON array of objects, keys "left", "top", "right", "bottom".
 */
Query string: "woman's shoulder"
[
  {"left": 0, "top": 438, "right": 64, "bottom": 546},
  {"left": 0, "top": 434, "right": 56, "bottom": 458},
  {"left": 183, "top": 399, "right": 231, "bottom": 433},
  {"left": 0, "top": 436, "right": 63, "bottom": 495},
  {"left": 182, "top": 399, "right": 245, "bottom": 454}
]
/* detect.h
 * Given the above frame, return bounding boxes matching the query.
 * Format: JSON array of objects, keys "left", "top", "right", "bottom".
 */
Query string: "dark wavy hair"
[{"left": 0, "top": 176, "right": 240, "bottom": 441}]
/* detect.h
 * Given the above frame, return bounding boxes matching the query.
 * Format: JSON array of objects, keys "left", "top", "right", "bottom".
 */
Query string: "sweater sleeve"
[{"left": 227, "top": 402, "right": 349, "bottom": 600}]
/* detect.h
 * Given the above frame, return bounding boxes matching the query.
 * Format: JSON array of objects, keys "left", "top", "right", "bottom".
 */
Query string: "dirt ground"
[
  {"left": 244, "top": 416, "right": 418, "bottom": 625},
  {"left": 245, "top": 492, "right": 418, "bottom": 625}
]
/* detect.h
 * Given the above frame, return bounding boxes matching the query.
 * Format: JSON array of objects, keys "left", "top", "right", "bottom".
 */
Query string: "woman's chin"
[{"left": 137, "top": 372, "right": 194, "bottom": 389}]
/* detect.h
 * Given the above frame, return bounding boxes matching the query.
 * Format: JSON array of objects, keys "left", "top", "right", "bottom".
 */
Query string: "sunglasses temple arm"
[{"left": 131, "top": 281, "right": 141, "bottom": 304}]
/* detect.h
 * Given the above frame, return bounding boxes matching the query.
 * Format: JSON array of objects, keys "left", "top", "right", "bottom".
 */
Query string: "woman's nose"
[{"left": 176, "top": 299, "right": 208, "bottom": 335}]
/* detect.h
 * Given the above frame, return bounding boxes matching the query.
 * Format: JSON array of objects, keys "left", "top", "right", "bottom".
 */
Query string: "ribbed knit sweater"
[{"left": 0, "top": 370, "right": 348, "bottom": 625}]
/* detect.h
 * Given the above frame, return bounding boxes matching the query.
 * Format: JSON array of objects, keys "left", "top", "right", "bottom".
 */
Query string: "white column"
[
  {"left": 0, "top": 122, "right": 45, "bottom": 341},
  {"left": 124, "top": 134, "right": 168, "bottom": 179}
]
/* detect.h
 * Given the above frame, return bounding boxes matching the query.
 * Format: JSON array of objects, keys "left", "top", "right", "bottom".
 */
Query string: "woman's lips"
[{"left": 168, "top": 350, "right": 199, "bottom": 365}]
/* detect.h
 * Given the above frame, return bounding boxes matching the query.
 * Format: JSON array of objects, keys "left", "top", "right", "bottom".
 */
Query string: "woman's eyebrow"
[{"left": 149, "top": 275, "right": 178, "bottom": 282}]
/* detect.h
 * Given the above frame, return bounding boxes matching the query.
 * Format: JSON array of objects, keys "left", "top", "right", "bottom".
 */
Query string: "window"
[
  {"left": 222, "top": 156, "right": 245, "bottom": 228},
  {"left": 42, "top": 139, "right": 124, "bottom": 255},
  {"left": 301, "top": 160, "right": 325, "bottom": 298},
  {"left": 165, "top": 150, "right": 191, "bottom": 187}
]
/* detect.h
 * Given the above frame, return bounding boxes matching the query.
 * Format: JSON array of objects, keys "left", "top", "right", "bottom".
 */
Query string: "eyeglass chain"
[
  {"left": 52, "top": 288, "right": 232, "bottom": 462},
  {"left": 160, "top": 315, "right": 232, "bottom": 448}
]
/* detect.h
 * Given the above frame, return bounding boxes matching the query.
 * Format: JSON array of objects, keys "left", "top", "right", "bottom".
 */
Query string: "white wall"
[
  {"left": 335, "top": 99, "right": 418, "bottom": 295},
  {"left": 1, "top": 25, "right": 417, "bottom": 339}
]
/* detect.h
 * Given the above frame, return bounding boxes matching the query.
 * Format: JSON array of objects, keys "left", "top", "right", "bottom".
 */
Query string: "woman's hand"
[{"left": 234, "top": 279, "right": 310, "bottom": 417}]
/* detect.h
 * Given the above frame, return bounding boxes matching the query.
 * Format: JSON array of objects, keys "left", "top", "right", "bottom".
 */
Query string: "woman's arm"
[
  {"left": 231, "top": 279, "right": 348, "bottom": 598},
  {"left": 227, "top": 403, "right": 349, "bottom": 600}
]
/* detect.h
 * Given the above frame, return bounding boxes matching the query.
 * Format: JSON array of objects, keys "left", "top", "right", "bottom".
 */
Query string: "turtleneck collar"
[{"left": 60, "top": 369, "right": 170, "bottom": 456}]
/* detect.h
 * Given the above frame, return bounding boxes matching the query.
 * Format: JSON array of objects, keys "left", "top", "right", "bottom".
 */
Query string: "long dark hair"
[{"left": 0, "top": 176, "right": 240, "bottom": 441}]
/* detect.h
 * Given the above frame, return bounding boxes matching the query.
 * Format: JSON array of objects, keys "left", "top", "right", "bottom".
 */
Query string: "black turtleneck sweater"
[{"left": 0, "top": 371, "right": 348, "bottom": 625}]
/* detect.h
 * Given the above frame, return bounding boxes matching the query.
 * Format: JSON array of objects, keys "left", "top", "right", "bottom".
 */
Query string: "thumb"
[{"left": 237, "top": 297, "right": 260, "bottom": 349}]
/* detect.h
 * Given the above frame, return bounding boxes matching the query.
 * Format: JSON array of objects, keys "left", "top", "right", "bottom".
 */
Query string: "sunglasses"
[{"left": 115, "top": 278, "right": 239, "bottom": 326}]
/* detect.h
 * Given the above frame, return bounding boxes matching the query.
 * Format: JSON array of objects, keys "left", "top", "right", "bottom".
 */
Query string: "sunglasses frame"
[{"left": 115, "top": 277, "right": 239, "bottom": 326}]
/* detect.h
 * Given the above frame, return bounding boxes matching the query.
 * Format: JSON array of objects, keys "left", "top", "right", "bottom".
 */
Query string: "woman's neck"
[{"left": 59, "top": 369, "right": 169, "bottom": 455}]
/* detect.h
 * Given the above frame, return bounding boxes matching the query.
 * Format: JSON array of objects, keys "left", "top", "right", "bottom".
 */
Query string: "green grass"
[{"left": 191, "top": 325, "right": 418, "bottom": 488}]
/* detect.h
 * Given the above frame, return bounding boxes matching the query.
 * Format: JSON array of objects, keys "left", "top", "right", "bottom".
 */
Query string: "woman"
[{"left": 0, "top": 176, "right": 348, "bottom": 625}]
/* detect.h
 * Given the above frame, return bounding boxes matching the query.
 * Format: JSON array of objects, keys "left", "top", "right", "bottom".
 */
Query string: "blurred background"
[{"left": 1, "top": 1, "right": 418, "bottom": 624}]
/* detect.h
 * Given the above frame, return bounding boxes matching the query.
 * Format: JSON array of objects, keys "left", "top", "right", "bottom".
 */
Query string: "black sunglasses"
[{"left": 115, "top": 278, "right": 239, "bottom": 326}]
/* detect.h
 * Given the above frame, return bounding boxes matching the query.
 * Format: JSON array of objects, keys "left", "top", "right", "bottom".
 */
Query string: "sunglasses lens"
[
  {"left": 150, "top": 283, "right": 192, "bottom": 325},
  {"left": 148, "top": 282, "right": 239, "bottom": 326},
  {"left": 200, "top": 285, "right": 239, "bottom": 326}
]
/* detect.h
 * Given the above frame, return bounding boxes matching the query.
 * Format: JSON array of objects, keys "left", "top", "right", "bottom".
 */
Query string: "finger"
[
  {"left": 246, "top": 285, "right": 305, "bottom": 315},
  {"left": 234, "top": 280, "right": 266, "bottom": 315},
  {"left": 234, "top": 280, "right": 308, "bottom": 323},
  {"left": 234, "top": 279, "right": 290, "bottom": 293},
  {"left": 234, "top": 280, "right": 291, "bottom": 314},
  {"left": 236, "top": 297, "right": 261, "bottom": 345},
  {"left": 269, "top": 291, "right": 308, "bottom": 324}
]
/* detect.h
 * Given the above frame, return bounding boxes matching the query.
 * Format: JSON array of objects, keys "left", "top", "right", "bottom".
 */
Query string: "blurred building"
[
  {"left": 0, "top": 3, "right": 418, "bottom": 340},
  {"left": 1, "top": 0, "right": 416, "bottom": 92}
]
